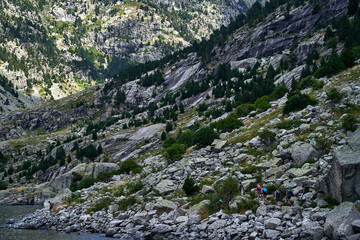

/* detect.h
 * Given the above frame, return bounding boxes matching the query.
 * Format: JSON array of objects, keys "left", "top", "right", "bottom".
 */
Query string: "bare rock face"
[
  {"left": 289, "top": 142, "right": 318, "bottom": 165},
  {"left": 324, "top": 202, "right": 360, "bottom": 239},
  {"left": 322, "top": 128, "right": 360, "bottom": 202}
]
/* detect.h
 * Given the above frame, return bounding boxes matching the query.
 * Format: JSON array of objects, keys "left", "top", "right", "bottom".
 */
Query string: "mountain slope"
[
  {"left": 1, "top": 0, "right": 360, "bottom": 239},
  {"left": 0, "top": 0, "right": 252, "bottom": 105}
]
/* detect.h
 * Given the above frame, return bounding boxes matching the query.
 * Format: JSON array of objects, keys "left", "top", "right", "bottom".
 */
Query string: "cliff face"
[{"left": 0, "top": 0, "right": 249, "bottom": 104}]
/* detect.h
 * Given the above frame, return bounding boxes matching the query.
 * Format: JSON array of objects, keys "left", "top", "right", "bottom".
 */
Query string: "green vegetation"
[
  {"left": 210, "top": 116, "right": 243, "bottom": 133},
  {"left": 322, "top": 194, "right": 340, "bottom": 208},
  {"left": 118, "top": 196, "right": 137, "bottom": 211},
  {"left": 275, "top": 120, "right": 302, "bottom": 130},
  {"left": 327, "top": 88, "right": 343, "bottom": 102},
  {"left": 214, "top": 177, "right": 238, "bottom": 205},
  {"left": 342, "top": 115, "right": 358, "bottom": 132},
  {"left": 90, "top": 197, "right": 112, "bottom": 212},
  {"left": 291, "top": 158, "right": 316, "bottom": 168},
  {"left": 182, "top": 177, "right": 200, "bottom": 196},
  {"left": 70, "top": 177, "right": 97, "bottom": 192},
  {"left": 119, "top": 159, "right": 142, "bottom": 174},
  {"left": 283, "top": 93, "right": 317, "bottom": 114},
  {"left": 76, "top": 144, "right": 102, "bottom": 160},
  {"left": 164, "top": 143, "right": 186, "bottom": 162},
  {"left": 0, "top": 180, "right": 7, "bottom": 190},
  {"left": 240, "top": 165, "right": 257, "bottom": 174},
  {"left": 192, "top": 127, "right": 218, "bottom": 148},
  {"left": 259, "top": 129, "right": 276, "bottom": 146}
]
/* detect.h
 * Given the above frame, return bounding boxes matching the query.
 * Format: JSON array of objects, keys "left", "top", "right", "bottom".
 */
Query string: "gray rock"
[
  {"left": 352, "top": 219, "right": 360, "bottom": 232},
  {"left": 201, "top": 185, "right": 216, "bottom": 194},
  {"left": 290, "top": 142, "right": 318, "bottom": 165},
  {"left": 154, "top": 199, "right": 177, "bottom": 214},
  {"left": 324, "top": 202, "right": 360, "bottom": 239},
  {"left": 151, "top": 224, "right": 172, "bottom": 233},
  {"left": 154, "top": 180, "right": 177, "bottom": 194},
  {"left": 208, "top": 219, "right": 227, "bottom": 230},
  {"left": 264, "top": 229, "right": 281, "bottom": 238},
  {"left": 322, "top": 128, "right": 360, "bottom": 202},
  {"left": 264, "top": 218, "right": 281, "bottom": 230}
]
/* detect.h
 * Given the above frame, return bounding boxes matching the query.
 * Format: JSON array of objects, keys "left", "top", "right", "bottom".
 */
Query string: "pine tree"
[
  {"left": 348, "top": 0, "right": 359, "bottom": 16},
  {"left": 161, "top": 131, "right": 167, "bottom": 141},
  {"left": 166, "top": 122, "right": 173, "bottom": 132},
  {"left": 179, "top": 102, "right": 184, "bottom": 113}
]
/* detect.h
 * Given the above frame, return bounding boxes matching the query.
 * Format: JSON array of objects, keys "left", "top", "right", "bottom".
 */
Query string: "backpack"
[
  {"left": 263, "top": 188, "right": 267, "bottom": 193},
  {"left": 276, "top": 191, "right": 280, "bottom": 197}
]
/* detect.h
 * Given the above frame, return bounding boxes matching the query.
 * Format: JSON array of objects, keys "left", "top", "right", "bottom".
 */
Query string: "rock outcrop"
[
  {"left": 323, "top": 128, "right": 360, "bottom": 202},
  {"left": 324, "top": 202, "right": 360, "bottom": 239}
]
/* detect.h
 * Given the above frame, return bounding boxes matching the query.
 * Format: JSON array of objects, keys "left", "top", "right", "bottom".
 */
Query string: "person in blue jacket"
[{"left": 275, "top": 189, "right": 281, "bottom": 206}]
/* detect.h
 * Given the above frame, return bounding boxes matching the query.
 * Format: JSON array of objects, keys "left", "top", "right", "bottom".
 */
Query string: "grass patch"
[
  {"left": 89, "top": 197, "right": 112, "bottom": 212},
  {"left": 291, "top": 158, "right": 316, "bottom": 168},
  {"left": 322, "top": 194, "right": 339, "bottom": 209}
]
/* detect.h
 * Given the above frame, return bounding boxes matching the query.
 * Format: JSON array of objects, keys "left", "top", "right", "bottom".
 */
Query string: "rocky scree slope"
[
  {"left": 1, "top": 0, "right": 360, "bottom": 239},
  {"left": 0, "top": 0, "right": 250, "bottom": 106}
]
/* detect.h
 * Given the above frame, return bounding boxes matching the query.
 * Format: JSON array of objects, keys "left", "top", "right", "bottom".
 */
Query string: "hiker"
[
  {"left": 275, "top": 189, "right": 281, "bottom": 205},
  {"left": 285, "top": 188, "right": 292, "bottom": 205},
  {"left": 49, "top": 201, "right": 54, "bottom": 214},
  {"left": 239, "top": 182, "right": 245, "bottom": 195},
  {"left": 256, "top": 184, "right": 262, "bottom": 198},
  {"left": 21, "top": 190, "right": 24, "bottom": 196},
  {"left": 262, "top": 186, "right": 268, "bottom": 203}
]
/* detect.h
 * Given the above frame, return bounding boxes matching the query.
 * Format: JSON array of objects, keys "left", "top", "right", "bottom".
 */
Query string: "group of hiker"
[
  {"left": 238, "top": 182, "right": 293, "bottom": 205},
  {"left": 256, "top": 183, "right": 292, "bottom": 205}
]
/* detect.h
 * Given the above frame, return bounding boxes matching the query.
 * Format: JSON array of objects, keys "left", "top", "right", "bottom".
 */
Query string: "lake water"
[{"left": 0, "top": 205, "right": 116, "bottom": 240}]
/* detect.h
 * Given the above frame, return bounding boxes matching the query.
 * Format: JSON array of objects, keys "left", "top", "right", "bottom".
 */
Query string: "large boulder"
[
  {"left": 154, "top": 180, "right": 177, "bottom": 194},
  {"left": 322, "top": 128, "right": 360, "bottom": 202},
  {"left": 289, "top": 142, "right": 318, "bottom": 165},
  {"left": 324, "top": 202, "right": 360, "bottom": 239},
  {"left": 51, "top": 163, "right": 119, "bottom": 191}
]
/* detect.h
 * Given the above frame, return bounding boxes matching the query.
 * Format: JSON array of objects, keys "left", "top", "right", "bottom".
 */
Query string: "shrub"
[
  {"left": 275, "top": 120, "right": 302, "bottom": 130},
  {"left": 254, "top": 95, "right": 271, "bottom": 112},
  {"left": 72, "top": 172, "right": 83, "bottom": 182},
  {"left": 271, "top": 84, "right": 288, "bottom": 100},
  {"left": 177, "top": 131, "right": 195, "bottom": 147},
  {"left": 119, "top": 159, "right": 142, "bottom": 174},
  {"left": 0, "top": 180, "right": 7, "bottom": 190},
  {"left": 241, "top": 165, "right": 257, "bottom": 174},
  {"left": 192, "top": 127, "right": 218, "bottom": 148},
  {"left": 214, "top": 177, "right": 239, "bottom": 205},
  {"left": 236, "top": 104, "right": 250, "bottom": 117},
  {"left": 118, "top": 196, "right": 137, "bottom": 211},
  {"left": 165, "top": 143, "right": 186, "bottom": 162},
  {"left": 166, "top": 122, "right": 173, "bottom": 132},
  {"left": 297, "top": 76, "right": 324, "bottom": 90},
  {"left": 283, "top": 93, "right": 317, "bottom": 114},
  {"left": 163, "top": 137, "right": 176, "bottom": 148},
  {"left": 210, "top": 116, "right": 244, "bottom": 133},
  {"left": 197, "top": 103, "right": 208, "bottom": 112},
  {"left": 327, "top": 88, "right": 343, "bottom": 102},
  {"left": 91, "top": 197, "right": 112, "bottom": 212},
  {"left": 96, "top": 171, "right": 114, "bottom": 182},
  {"left": 342, "top": 115, "right": 358, "bottom": 132},
  {"left": 183, "top": 177, "right": 200, "bottom": 196},
  {"left": 235, "top": 198, "right": 260, "bottom": 214},
  {"left": 66, "top": 193, "right": 81, "bottom": 204},
  {"left": 69, "top": 182, "right": 78, "bottom": 192},
  {"left": 77, "top": 178, "right": 96, "bottom": 190},
  {"left": 322, "top": 194, "right": 340, "bottom": 208},
  {"left": 259, "top": 129, "right": 276, "bottom": 146},
  {"left": 127, "top": 180, "right": 144, "bottom": 194}
]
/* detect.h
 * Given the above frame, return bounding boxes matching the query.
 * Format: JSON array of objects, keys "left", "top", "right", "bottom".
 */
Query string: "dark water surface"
[{"left": 0, "top": 205, "right": 116, "bottom": 240}]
